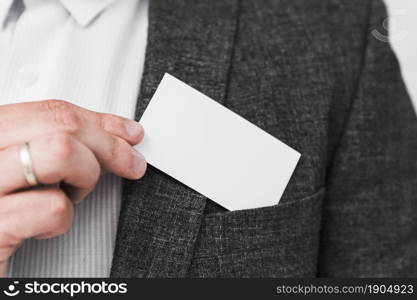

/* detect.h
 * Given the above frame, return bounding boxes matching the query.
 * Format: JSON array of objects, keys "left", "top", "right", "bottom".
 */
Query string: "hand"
[{"left": 0, "top": 100, "right": 147, "bottom": 276}]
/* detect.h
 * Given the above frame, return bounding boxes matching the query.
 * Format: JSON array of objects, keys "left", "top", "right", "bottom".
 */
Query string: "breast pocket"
[{"left": 188, "top": 189, "right": 325, "bottom": 277}]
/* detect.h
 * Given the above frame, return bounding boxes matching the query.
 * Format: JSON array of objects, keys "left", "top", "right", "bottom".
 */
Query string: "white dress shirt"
[{"left": 0, "top": 0, "right": 148, "bottom": 277}]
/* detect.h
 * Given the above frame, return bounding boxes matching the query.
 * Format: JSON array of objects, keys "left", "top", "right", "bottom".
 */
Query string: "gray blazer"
[{"left": 110, "top": 0, "right": 417, "bottom": 277}]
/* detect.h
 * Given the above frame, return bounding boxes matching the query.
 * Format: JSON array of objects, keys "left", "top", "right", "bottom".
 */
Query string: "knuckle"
[
  {"left": 49, "top": 132, "right": 75, "bottom": 162},
  {"left": 47, "top": 190, "right": 70, "bottom": 217},
  {"left": 99, "top": 113, "right": 121, "bottom": 131},
  {"left": 41, "top": 99, "right": 82, "bottom": 134},
  {"left": 47, "top": 191, "right": 74, "bottom": 235},
  {"left": 83, "top": 162, "right": 101, "bottom": 193}
]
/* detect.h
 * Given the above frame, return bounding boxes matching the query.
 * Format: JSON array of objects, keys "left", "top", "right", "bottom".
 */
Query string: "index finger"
[{"left": 0, "top": 100, "right": 144, "bottom": 148}]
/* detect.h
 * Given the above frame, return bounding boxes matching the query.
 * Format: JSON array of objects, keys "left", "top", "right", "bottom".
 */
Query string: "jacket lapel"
[{"left": 110, "top": 0, "right": 239, "bottom": 277}]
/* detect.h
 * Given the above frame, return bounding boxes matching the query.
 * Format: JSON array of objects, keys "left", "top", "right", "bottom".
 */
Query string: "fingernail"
[
  {"left": 132, "top": 148, "right": 147, "bottom": 178},
  {"left": 125, "top": 120, "right": 143, "bottom": 139}
]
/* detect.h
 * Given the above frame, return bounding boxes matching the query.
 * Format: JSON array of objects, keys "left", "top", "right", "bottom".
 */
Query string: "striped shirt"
[{"left": 0, "top": 0, "right": 148, "bottom": 277}]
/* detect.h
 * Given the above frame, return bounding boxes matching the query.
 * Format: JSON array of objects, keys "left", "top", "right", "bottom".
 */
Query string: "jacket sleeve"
[{"left": 318, "top": 0, "right": 417, "bottom": 277}]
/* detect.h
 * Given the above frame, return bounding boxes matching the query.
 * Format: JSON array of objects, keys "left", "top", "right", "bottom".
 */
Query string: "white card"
[{"left": 135, "top": 73, "right": 301, "bottom": 211}]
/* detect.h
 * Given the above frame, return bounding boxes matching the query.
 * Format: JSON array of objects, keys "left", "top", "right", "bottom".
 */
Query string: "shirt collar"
[
  {"left": 0, "top": 0, "right": 14, "bottom": 28},
  {"left": 0, "top": 0, "right": 118, "bottom": 28},
  {"left": 59, "top": 0, "right": 118, "bottom": 27}
]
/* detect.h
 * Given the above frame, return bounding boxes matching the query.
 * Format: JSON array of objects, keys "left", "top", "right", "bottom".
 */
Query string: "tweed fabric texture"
[{"left": 111, "top": 0, "right": 417, "bottom": 277}]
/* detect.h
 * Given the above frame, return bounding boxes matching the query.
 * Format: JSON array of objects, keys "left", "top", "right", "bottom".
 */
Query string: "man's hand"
[{"left": 0, "top": 100, "right": 147, "bottom": 276}]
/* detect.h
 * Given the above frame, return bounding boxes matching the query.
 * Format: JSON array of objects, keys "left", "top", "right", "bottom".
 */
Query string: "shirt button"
[{"left": 17, "top": 68, "right": 39, "bottom": 86}]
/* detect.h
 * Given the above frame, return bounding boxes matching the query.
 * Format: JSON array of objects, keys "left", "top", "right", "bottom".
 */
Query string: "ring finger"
[{"left": 0, "top": 132, "right": 100, "bottom": 202}]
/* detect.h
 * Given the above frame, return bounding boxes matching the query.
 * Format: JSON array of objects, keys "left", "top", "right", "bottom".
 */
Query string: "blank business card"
[{"left": 135, "top": 73, "right": 300, "bottom": 211}]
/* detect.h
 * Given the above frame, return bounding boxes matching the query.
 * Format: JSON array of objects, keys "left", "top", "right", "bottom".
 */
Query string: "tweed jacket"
[{"left": 110, "top": 0, "right": 417, "bottom": 277}]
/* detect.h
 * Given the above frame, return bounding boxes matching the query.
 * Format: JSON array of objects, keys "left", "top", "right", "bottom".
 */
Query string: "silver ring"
[{"left": 19, "top": 142, "right": 39, "bottom": 186}]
